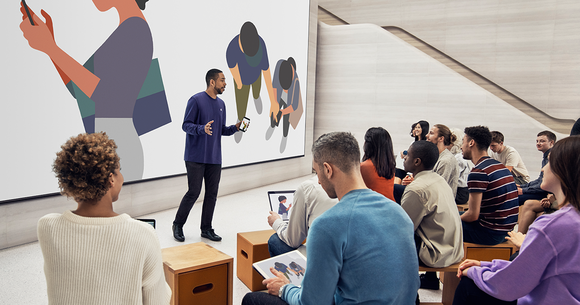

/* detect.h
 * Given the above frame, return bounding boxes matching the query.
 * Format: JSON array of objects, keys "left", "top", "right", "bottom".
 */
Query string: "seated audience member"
[
  {"left": 518, "top": 194, "right": 558, "bottom": 234},
  {"left": 396, "top": 120, "right": 430, "bottom": 183},
  {"left": 450, "top": 128, "right": 474, "bottom": 205},
  {"left": 360, "top": 127, "right": 397, "bottom": 201},
  {"left": 38, "top": 133, "right": 171, "bottom": 305},
  {"left": 489, "top": 131, "right": 530, "bottom": 185},
  {"left": 401, "top": 141, "right": 463, "bottom": 290},
  {"left": 453, "top": 136, "right": 580, "bottom": 305},
  {"left": 460, "top": 126, "right": 519, "bottom": 245},
  {"left": 426, "top": 124, "right": 460, "bottom": 196},
  {"left": 267, "top": 176, "right": 338, "bottom": 256},
  {"left": 571, "top": 118, "right": 580, "bottom": 136},
  {"left": 243, "top": 132, "right": 419, "bottom": 305},
  {"left": 516, "top": 131, "right": 556, "bottom": 206}
]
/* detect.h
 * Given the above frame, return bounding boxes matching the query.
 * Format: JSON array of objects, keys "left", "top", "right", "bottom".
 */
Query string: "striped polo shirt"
[{"left": 468, "top": 156, "right": 519, "bottom": 231}]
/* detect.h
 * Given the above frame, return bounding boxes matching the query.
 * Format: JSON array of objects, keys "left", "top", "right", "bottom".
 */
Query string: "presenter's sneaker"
[
  {"left": 419, "top": 272, "right": 440, "bottom": 290},
  {"left": 201, "top": 229, "right": 222, "bottom": 242},
  {"left": 172, "top": 224, "right": 185, "bottom": 242}
]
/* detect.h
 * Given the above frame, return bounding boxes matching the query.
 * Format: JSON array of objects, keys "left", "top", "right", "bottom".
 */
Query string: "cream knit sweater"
[{"left": 38, "top": 211, "right": 171, "bottom": 305}]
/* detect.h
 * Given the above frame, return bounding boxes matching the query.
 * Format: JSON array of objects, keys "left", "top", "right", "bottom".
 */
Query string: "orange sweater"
[{"left": 360, "top": 159, "right": 395, "bottom": 202}]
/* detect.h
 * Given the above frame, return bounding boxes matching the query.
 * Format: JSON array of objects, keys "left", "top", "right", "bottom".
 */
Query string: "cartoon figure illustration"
[
  {"left": 266, "top": 57, "right": 304, "bottom": 152},
  {"left": 289, "top": 261, "right": 305, "bottom": 278},
  {"left": 19, "top": 0, "right": 171, "bottom": 182},
  {"left": 273, "top": 262, "right": 291, "bottom": 280},
  {"left": 277, "top": 195, "right": 292, "bottom": 220},
  {"left": 226, "top": 21, "right": 277, "bottom": 143}
]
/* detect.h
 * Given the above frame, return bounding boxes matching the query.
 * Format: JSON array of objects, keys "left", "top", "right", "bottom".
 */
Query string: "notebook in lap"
[{"left": 268, "top": 190, "right": 296, "bottom": 222}]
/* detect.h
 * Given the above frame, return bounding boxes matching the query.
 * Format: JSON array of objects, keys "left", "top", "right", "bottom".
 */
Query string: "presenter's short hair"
[
  {"left": 312, "top": 132, "right": 360, "bottom": 174},
  {"left": 206, "top": 69, "right": 223, "bottom": 87},
  {"left": 52, "top": 132, "right": 120, "bottom": 203}
]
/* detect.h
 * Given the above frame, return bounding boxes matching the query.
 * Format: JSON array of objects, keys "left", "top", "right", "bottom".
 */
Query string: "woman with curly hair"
[
  {"left": 453, "top": 135, "right": 580, "bottom": 305},
  {"left": 38, "top": 132, "right": 171, "bottom": 305},
  {"left": 361, "top": 127, "right": 397, "bottom": 201}
]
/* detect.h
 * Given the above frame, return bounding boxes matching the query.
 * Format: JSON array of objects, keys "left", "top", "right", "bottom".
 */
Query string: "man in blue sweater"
[
  {"left": 172, "top": 69, "right": 240, "bottom": 242},
  {"left": 242, "top": 132, "right": 419, "bottom": 305}
]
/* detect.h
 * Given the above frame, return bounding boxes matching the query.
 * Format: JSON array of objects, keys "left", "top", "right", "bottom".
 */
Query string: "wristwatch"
[{"left": 278, "top": 284, "right": 287, "bottom": 298}]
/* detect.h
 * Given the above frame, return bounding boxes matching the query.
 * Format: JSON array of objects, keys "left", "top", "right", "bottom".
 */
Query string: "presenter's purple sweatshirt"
[
  {"left": 467, "top": 205, "right": 580, "bottom": 304},
  {"left": 182, "top": 92, "right": 237, "bottom": 164}
]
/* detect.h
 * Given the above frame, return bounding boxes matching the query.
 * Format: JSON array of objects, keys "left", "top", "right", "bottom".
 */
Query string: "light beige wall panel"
[
  {"left": 316, "top": 23, "right": 567, "bottom": 183},
  {"left": 0, "top": 0, "right": 319, "bottom": 250},
  {"left": 401, "top": 0, "right": 448, "bottom": 49},
  {"left": 318, "top": 0, "right": 580, "bottom": 120}
]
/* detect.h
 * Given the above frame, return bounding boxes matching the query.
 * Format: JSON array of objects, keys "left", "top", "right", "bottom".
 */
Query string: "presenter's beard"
[{"left": 217, "top": 87, "right": 225, "bottom": 94}]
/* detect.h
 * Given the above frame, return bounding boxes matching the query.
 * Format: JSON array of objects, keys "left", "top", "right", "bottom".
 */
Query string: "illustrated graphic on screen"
[
  {"left": 289, "top": 261, "right": 305, "bottom": 278},
  {"left": 274, "top": 262, "right": 291, "bottom": 280},
  {"left": 277, "top": 195, "right": 292, "bottom": 221},
  {"left": 226, "top": 21, "right": 277, "bottom": 143},
  {"left": 18, "top": 0, "right": 171, "bottom": 182},
  {"left": 266, "top": 57, "right": 304, "bottom": 152}
]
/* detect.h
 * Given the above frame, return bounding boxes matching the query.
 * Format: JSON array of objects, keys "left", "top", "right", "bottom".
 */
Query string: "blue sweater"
[
  {"left": 182, "top": 92, "right": 237, "bottom": 164},
  {"left": 282, "top": 189, "right": 419, "bottom": 305}
]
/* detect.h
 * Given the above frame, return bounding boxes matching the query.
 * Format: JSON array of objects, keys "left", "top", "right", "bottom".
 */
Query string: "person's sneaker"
[
  {"left": 172, "top": 224, "right": 185, "bottom": 242},
  {"left": 201, "top": 229, "right": 222, "bottom": 242},
  {"left": 420, "top": 272, "right": 440, "bottom": 290}
]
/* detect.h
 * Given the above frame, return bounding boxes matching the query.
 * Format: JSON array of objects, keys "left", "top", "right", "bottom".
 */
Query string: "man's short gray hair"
[{"left": 312, "top": 132, "right": 360, "bottom": 174}]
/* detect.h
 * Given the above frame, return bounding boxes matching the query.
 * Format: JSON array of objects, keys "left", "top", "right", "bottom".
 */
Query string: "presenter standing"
[{"left": 172, "top": 69, "right": 241, "bottom": 242}]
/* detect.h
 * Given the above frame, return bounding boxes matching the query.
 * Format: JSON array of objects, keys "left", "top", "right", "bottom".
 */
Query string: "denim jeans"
[{"left": 268, "top": 233, "right": 298, "bottom": 257}]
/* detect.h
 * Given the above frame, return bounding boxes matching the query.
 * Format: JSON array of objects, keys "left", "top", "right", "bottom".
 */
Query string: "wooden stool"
[
  {"left": 463, "top": 241, "right": 518, "bottom": 261},
  {"left": 237, "top": 229, "right": 276, "bottom": 291},
  {"left": 162, "top": 242, "right": 233, "bottom": 305},
  {"left": 419, "top": 263, "right": 461, "bottom": 305}
]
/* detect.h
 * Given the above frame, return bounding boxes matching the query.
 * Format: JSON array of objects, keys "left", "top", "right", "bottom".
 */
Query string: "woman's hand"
[
  {"left": 506, "top": 231, "right": 525, "bottom": 249},
  {"left": 20, "top": 8, "right": 58, "bottom": 55},
  {"left": 457, "top": 259, "right": 480, "bottom": 278}
]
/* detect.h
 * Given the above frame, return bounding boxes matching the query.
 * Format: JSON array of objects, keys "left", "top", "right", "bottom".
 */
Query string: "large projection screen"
[{"left": 1, "top": 0, "right": 310, "bottom": 202}]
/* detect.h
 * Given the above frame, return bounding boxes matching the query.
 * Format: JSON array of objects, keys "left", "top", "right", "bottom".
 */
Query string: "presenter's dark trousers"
[{"left": 174, "top": 161, "right": 221, "bottom": 231}]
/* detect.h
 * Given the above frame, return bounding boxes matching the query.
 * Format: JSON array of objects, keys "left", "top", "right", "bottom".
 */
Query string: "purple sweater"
[
  {"left": 467, "top": 205, "right": 580, "bottom": 304},
  {"left": 182, "top": 92, "right": 237, "bottom": 164}
]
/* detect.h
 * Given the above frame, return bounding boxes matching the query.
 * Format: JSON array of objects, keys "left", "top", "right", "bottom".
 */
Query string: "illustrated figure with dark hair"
[
  {"left": 226, "top": 21, "right": 277, "bottom": 143},
  {"left": 38, "top": 132, "right": 171, "bottom": 304},
  {"left": 273, "top": 262, "right": 291, "bottom": 280},
  {"left": 266, "top": 57, "right": 304, "bottom": 152},
  {"left": 19, "top": 0, "right": 171, "bottom": 182},
  {"left": 289, "top": 262, "right": 305, "bottom": 278},
  {"left": 172, "top": 69, "right": 241, "bottom": 243},
  {"left": 401, "top": 140, "right": 463, "bottom": 290},
  {"left": 277, "top": 195, "right": 291, "bottom": 220}
]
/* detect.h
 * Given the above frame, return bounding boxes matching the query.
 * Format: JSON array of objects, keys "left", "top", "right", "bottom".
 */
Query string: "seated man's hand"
[
  {"left": 540, "top": 198, "right": 551, "bottom": 209},
  {"left": 264, "top": 267, "right": 291, "bottom": 296},
  {"left": 268, "top": 211, "right": 281, "bottom": 227},
  {"left": 517, "top": 187, "right": 523, "bottom": 195},
  {"left": 402, "top": 175, "right": 414, "bottom": 186}
]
